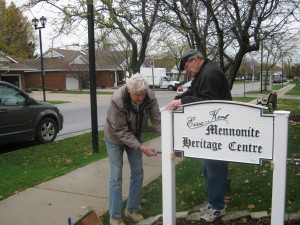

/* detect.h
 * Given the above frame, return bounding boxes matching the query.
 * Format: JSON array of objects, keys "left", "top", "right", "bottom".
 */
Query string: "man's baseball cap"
[{"left": 179, "top": 49, "right": 203, "bottom": 71}]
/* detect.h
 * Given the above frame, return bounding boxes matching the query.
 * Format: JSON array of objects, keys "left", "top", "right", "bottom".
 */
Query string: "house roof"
[
  {"left": 1, "top": 48, "right": 130, "bottom": 73},
  {"left": 6, "top": 62, "right": 37, "bottom": 71},
  {"left": 0, "top": 51, "right": 18, "bottom": 64},
  {"left": 94, "top": 50, "right": 129, "bottom": 71},
  {"left": 23, "top": 48, "right": 89, "bottom": 72},
  {"left": 24, "top": 48, "right": 127, "bottom": 72},
  {"left": 0, "top": 51, "right": 37, "bottom": 72}
]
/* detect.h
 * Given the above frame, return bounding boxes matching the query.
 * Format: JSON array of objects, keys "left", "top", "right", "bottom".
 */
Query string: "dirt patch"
[
  {"left": 289, "top": 114, "right": 300, "bottom": 126},
  {"left": 289, "top": 114, "right": 300, "bottom": 122},
  {"left": 154, "top": 217, "right": 300, "bottom": 225}
]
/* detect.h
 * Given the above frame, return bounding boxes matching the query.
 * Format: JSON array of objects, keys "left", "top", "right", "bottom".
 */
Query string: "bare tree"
[
  {"left": 264, "top": 37, "right": 292, "bottom": 77},
  {"left": 160, "top": 0, "right": 213, "bottom": 57},
  {"left": 21, "top": 0, "right": 300, "bottom": 87},
  {"left": 21, "top": 0, "right": 162, "bottom": 76},
  {"left": 161, "top": 0, "right": 300, "bottom": 89},
  {"left": 94, "top": 0, "right": 161, "bottom": 74},
  {"left": 152, "top": 30, "right": 190, "bottom": 80},
  {"left": 94, "top": 29, "right": 133, "bottom": 77}
]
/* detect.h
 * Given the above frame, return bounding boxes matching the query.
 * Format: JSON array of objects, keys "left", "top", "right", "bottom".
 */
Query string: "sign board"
[
  {"left": 173, "top": 101, "right": 274, "bottom": 164},
  {"left": 161, "top": 101, "right": 290, "bottom": 225}
]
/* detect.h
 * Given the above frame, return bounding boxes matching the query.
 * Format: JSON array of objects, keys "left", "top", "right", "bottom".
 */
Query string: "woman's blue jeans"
[
  {"left": 202, "top": 159, "right": 228, "bottom": 210},
  {"left": 105, "top": 137, "right": 144, "bottom": 218}
]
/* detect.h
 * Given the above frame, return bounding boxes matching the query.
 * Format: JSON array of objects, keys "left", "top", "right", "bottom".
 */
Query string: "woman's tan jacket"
[{"left": 104, "top": 85, "right": 161, "bottom": 151}]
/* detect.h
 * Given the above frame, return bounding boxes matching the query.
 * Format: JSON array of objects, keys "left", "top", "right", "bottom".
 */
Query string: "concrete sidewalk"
[
  {"left": 0, "top": 137, "right": 182, "bottom": 225},
  {"left": 28, "top": 89, "right": 169, "bottom": 103}
]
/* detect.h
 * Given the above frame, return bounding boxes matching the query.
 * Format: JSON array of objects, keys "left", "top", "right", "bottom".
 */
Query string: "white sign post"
[{"left": 161, "top": 101, "right": 290, "bottom": 225}]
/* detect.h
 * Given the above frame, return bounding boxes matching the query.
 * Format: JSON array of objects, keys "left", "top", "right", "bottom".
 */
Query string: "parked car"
[
  {"left": 0, "top": 81, "right": 63, "bottom": 145},
  {"left": 177, "top": 80, "right": 192, "bottom": 95},
  {"left": 273, "top": 76, "right": 282, "bottom": 83},
  {"left": 282, "top": 76, "right": 288, "bottom": 82}
]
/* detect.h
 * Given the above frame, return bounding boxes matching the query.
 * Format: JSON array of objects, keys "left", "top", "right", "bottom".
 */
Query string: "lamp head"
[
  {"left": 40, "top": 16, "right": 47, "bottom": 27},
  {"left": 32, "top": 17, "right": 39, "bottom": 28}
]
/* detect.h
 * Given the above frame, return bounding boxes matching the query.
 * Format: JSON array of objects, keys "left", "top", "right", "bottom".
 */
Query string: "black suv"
[{"left": 0, "top": 81, "right": 63, "bottom": 145}]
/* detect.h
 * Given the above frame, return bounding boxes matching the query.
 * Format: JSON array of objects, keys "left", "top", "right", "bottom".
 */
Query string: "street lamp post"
[{"left": 32, "top": 16, "right": 47, "bottom": 102}]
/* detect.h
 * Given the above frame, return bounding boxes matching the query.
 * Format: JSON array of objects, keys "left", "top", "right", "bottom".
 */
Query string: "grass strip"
[
  {"left": 286, "top": 85, "right": 300, "bottom": 96},
  {"left": 0, "top": 131, "right": 159, "bottom": 200}
]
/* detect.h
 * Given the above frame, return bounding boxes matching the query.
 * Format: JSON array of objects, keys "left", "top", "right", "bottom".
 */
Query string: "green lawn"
[
  {"left": 0, "top": 132, "right": 107, "bottom": 200},
  {"left": 0, "top": 131, "right": 160, "bottom": 200},
  {"left": 246, "top": 84, "right": 286, "bottom": 94},
  {"left": 286, "top": 85, "right": 300, "bottom": 96}
]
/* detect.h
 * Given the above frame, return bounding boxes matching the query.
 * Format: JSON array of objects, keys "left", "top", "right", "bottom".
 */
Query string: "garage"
[
  {"left": 1, "top": 75, "right": 20, "bottom": 87},
  {"left": 66, "top": 77, "right": 79, "bottom": 90}
]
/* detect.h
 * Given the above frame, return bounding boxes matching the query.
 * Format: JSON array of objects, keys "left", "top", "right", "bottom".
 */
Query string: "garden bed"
[{"left": 154, "top": 217, "right": 300, "bottom": 225}]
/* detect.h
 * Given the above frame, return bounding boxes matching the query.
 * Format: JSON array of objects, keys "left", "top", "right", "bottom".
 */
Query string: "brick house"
[
  {"left": 0, "top": 49, "right": 127, "bottom": 90},
  {"left": 0, "top": 51, "right": 36, "bottom": 90}
]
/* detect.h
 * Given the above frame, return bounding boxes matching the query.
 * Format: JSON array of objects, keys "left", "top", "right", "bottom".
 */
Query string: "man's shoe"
[
  {"left": 124, "top": 209, "right": 144, "bottom": 222},
  {"left": 110, "top": 217, "right": 125, "bottom": 225},
  {"left": 200, "top": 207, "right": 226, "bottom": 222},
  {"left": 199, "top": 203, "right": 211, "bottom": 213}
]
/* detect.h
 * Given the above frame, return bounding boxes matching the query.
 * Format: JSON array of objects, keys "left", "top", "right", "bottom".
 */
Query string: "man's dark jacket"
[{"left": 175, "top": 59, "right": 232, "bottom": 104}]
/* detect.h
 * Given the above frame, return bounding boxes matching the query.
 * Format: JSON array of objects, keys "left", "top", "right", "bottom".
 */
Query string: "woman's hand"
[{"left": 139, "top": 146, "right": 157, "bottom": 157}]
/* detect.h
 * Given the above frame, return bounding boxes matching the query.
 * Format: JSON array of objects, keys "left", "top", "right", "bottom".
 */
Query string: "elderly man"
[
  {"left": 104, "top": 73, "right": 161, "bottom": 225},
  {"left": 165, "top": 49, "right": 232, "bottom": 222}
]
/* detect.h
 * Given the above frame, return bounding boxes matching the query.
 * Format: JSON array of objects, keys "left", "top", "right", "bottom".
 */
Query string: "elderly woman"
[{"left": 104, "top": 73, "right": 161, "bottom": 225}]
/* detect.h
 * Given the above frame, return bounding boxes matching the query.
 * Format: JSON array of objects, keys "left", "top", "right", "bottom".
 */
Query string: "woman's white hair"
[{"left": 126, "top": 73, "right": 149, "bottom": 93}]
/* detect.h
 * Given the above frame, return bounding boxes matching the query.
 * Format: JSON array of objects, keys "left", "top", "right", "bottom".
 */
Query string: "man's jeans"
[
  {"left": 202, "top": 159, "right": 228, "bottom": 210},
  {"left": 105, "top": 137, "right": 144, "bottom": 218}
]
